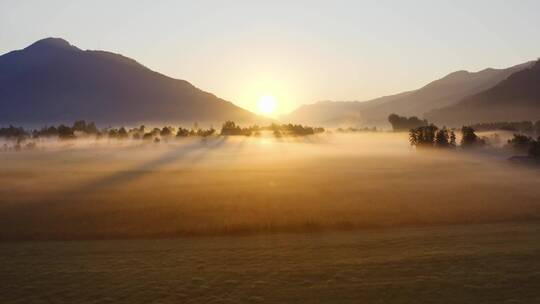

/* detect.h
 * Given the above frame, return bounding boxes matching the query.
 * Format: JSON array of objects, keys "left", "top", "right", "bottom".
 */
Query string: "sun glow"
[{"left": 257, "top": 95, "right": 278, "bottom": 115}]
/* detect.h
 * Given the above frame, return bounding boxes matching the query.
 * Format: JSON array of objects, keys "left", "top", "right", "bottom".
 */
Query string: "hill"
[
  {"left": 286, "top": 62, "right": 533, "bottom": 127},
  {"left": 0, "top": 38, "right": 258, "bottom": 126},
  {"left": 426, "top": 60, "right": 540, "bottom": 126}
]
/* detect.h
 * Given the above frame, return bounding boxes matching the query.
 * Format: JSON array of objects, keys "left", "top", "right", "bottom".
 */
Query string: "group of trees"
[
  {"left": 219, "top": 121, "right": 325, "bottom": 137},
  {"left": 409, "top": 123, "right": 540, "bottom": 159},
  {"left": 270, "top": 123, "right": 325, "bottom": 137},
  {"left": 507, "top": 134, "right": 540, "bottom": 158},
  {"left": 389, "top": 114, "right": 540, "bottom": 138},
  {"left": 409, "top": 125, "right": 457, "bottom": 148},
  {"left": 0, "top": 120, "right": 218, "bottom": 143},
  {"left": 409, "top": 125, "right": 488, "bottom": 149},
  {"left": 395, "top": 113, "right": 540, "bottom": 158},
  {"left": 0, "top": 125, "right": 28, "bottom": 138},
  {"left": 0, "top": 120, "right": 326, "bottom": 145},
  {"left": 130, "top": 125, "right": 216, "bottom": 141},
  {"left": 469, "top": 120, "right": 540, "bottom": 134},
  {"left": 388, "top": 114, "right": 428, "bottom": 132},
  {"left": 220, "top": 121, "right": 259, "bottom": 136}
]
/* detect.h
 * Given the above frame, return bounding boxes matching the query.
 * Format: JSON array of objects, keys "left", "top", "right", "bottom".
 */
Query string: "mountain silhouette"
[
  {"left": 426, "top": 60, "right": 540, "bottom": 126},
  {"left": 286, "top": 62, "right": 533, "bottom": 127},
  {"left": 0, "top": 38, "right": 257, "bottom": 126}
]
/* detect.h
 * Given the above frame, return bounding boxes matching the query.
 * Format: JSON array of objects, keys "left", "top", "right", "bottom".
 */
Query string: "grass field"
[
  {"left": 1, "top": 132, "right": 540, "bottom": 240},
  {"left": 2, "top": 133, "right": 540, "bottom": 303},
  {"left": 1, "top": 221, "right": 540, "bottom": 303}
]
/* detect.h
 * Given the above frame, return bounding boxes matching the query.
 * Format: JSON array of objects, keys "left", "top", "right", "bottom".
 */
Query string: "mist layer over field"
[{"left": 1, "top": 132, "right": 540, "bottom": 240}]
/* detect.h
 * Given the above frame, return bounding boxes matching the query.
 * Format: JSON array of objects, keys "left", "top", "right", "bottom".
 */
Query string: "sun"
[{"left": 257, "top": 95, "right": 278, "bottom": 115}]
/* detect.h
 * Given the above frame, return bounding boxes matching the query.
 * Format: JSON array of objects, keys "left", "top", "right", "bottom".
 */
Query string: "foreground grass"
[{"left": 1, "top": 221, "right": 540, "bottom": 303}]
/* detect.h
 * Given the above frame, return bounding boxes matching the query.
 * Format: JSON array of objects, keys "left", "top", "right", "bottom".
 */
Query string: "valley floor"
[
  {"left": 1, "top": 221, "right": 540, "bottom": 303},
  {"left": 1, "top": 133, "right": 539, "bottom": 240},
  {"left": 1, "top": 133, "right": 540, "bottom": 303}
]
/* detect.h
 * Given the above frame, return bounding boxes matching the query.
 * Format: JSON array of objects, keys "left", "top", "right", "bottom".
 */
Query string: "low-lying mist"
[{"left": 1, "top": 132, "right": 539, "bottom": 241}]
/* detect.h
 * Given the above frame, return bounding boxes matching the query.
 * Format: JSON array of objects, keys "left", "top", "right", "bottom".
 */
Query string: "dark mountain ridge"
[{"left": 0, "top": 38, "right": 258, "bottom": 126}]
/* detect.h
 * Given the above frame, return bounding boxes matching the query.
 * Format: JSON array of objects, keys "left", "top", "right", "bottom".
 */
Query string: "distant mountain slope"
[
  {"left": 426, "top": 60, "right": 540, "bottom": 126},
  {"left": 283, "top": 91, "right": 413, "bottom": 126},
  {"left": 286, "top": 62, "right": 533, "bottom": 127},
  {"left": 0, "top": 38, "right": 258, "bottom": 126}
]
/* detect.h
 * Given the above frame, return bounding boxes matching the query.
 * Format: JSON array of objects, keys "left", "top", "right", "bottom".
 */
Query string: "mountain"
[
  {"left": 283, "top": 91, "right": 413, "bottom": 126},
  {"left": 426, "top": 60, "right": 540, "bottom": 126},
  {"left": 0, "top": 38, "right": 258, "bottom": 126},
  {"left": 286, "top": 62, "right": 533, "bottom": 127}
]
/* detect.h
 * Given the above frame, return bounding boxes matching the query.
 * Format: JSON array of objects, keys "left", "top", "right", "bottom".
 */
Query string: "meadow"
[
  {"left": 2, "top": 132, "right": 540, "bottom": 303},
  {"left": 1, "top": 132, "right": 540, "bottom": 240},
  {"left": 1, "top": 222, "right": 540, "bottom": 303}
]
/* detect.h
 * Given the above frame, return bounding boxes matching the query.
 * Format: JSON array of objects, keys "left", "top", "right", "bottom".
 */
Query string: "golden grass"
[{"left": 1, "top": 133, "right": 540, "bottom": 240}]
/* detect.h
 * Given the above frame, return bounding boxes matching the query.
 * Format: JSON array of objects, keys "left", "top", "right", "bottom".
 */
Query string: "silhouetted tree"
[
  {"left": 221, "top": 121, "right": 251, "bottom": 136},
  {"left": 196, "top": 127, "right": 215, "bottom": 137},
  {"left": 176, "top": 127, "right": 190, "bottom": 137},
  {"left": 118, "top": 127, "right": 128, "bottom": 139},
  {"left": 150, "top": 128, "right": 161, "bottom": 136},
  {"left": 72, "top": 120, "right": 98, "bottom": 134},
  {"left": 57, "top": 125, "right": 75, "bottom": 139},
  {"left": 0, "top": 125, "right": 29, "bottom": 139},
  {"left": 108, "top": 128, "right": 118, "bottom": 138},
  {"left": 33, "top": 126, "right": 59, "bottom": 138},
  {"left": 435, "top": 127, "right": 450, "bottom": 148},
  {"left": 388, "top": 114, "right": 428, "bottom": 132},
  {"left": 409, "top": 125, "right": 438, "bottom": 147},
  {"left": 72, "top": 120, "right": 86, "bottom": 132},
  {"left": 449, "top": 130, "right": 457, "bottom": 147},
  {"left": 160, "top": 127, "right": 173, "bottom": 137},
  {"left": 460, "top": 126, "right": 484, "bottom": 148}
]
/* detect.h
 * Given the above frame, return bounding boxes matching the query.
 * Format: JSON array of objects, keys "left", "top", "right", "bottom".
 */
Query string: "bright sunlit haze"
[{"left": 257, "top": 95, "right": 278, "bottom": 116}]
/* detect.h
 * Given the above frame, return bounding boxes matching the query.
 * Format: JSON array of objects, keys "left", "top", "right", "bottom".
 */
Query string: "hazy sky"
[{"left": 1, "top": 0, "right": 540, "bottom": 115}]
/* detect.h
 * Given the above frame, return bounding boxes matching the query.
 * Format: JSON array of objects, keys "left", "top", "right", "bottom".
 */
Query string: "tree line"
[
  {"left": 389, "top": 114, "right": 540, "bottom": 136},
  {"left": 468, "top": 121, "right": 540, "bottom": 134},
  {"left": 0, "top": 120, "right": 325, "bottom": 142},
  {"left": 409, "top": 125, "right": 462, "bottom": 148},
  {"left": 408, "top": 122, "right": 540, "bottom": 159}
]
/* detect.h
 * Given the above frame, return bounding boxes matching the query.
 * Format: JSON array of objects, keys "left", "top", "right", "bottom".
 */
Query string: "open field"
[
  {"left": 1, "top": 221, "right": 540, "bottom": 303},
  {"left": 2, "top": 133, "right": 540, "bottom": 303},
  {"left": 1, "top": 132, "right": 540, "bottom": 240}
]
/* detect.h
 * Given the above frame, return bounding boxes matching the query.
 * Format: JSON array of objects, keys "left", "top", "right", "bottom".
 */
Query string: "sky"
[{"left": 1, "top": 0, "right": 540, "bottom": 116}]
